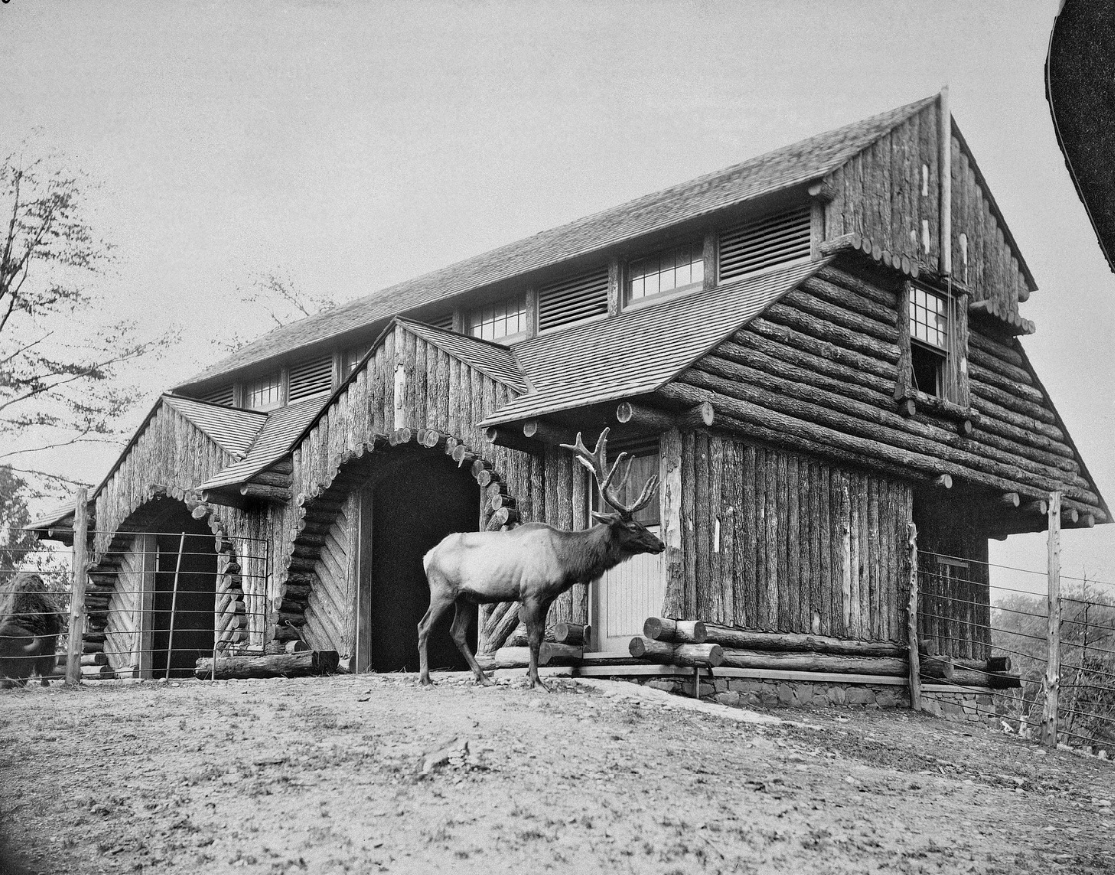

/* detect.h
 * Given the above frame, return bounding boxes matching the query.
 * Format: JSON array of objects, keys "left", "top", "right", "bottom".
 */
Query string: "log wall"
[
  {"left": 663, "top": 264, "right": 1103, "bottom": 521},
  {"left": 662, "top": 435, "right": 912, "bottom": 642},
  {"left": 824, "top": 98, "right": 1033, "bottom": 314},
  {"left": 91, "top": 402, "right": 272, "bottom": 652},
  {"left": 284, "top": 323, "right": 550, "bottom": 655},
  {"left": 104, "top": 535, "right": 143, "bottom": 675}
]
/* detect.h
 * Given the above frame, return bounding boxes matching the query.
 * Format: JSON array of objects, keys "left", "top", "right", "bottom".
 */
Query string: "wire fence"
[
  {"left": 919, "top": 548, "right": 1115, "bottom": 752},
  {"left": 0, "top": 528, "right": 271, "bottom": 682}
]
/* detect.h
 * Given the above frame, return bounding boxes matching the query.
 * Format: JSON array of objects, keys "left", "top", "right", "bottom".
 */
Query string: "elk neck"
[{"left": 557, "top": 522, "right": 628, "bottom": 586}]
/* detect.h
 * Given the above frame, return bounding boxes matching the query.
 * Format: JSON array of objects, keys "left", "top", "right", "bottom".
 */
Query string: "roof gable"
[
  {"left": 162, "top": 396, "right": 266, "bottom": 460},
  {"left": 179, "top": 97, "right": 935, "bottom": 389},
  {"left": 399, "top": 319, "right": 527, "bottom": 392}
]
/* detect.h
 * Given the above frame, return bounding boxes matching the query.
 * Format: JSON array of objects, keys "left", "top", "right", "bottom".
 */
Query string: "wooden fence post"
[
  {"left": 1041, "top": 491, "right": 1062, "bottom": 748},
  {"left": 65, "top": 488, "right": 89, "bottom": 687},
  {"left": 906, "top": 522, "right": 921, "bottom": 712}
]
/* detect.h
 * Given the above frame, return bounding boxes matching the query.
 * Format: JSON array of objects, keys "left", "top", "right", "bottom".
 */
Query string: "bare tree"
[
  {"left": 0, "top": 151, "right": 173, "bottom": 497},
  {"left": 218, "top": 270, "right": 339, "bottom": 352}
]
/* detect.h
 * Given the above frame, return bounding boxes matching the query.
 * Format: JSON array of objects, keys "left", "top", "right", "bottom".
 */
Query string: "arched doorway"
[
  {"left": 149, "top": 504, "right": 218, "bottom": 678},
  {"left": 356, "top": 451, "right": 480, "bottom": 673}
]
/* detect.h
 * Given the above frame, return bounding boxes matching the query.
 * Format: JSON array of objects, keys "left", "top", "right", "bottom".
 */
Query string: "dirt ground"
[{"left": 0, "top": 671, "right": 1112, "bottom": 875}]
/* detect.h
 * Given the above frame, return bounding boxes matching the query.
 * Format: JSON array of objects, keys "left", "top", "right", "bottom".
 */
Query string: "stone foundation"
[{"left": 621, "top": 673, "right": 999, "bottom": 729}]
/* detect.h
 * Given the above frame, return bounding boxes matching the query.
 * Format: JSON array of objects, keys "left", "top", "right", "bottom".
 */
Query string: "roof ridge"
[{"left": 179, "top": 95, "right": 940, "bottom": 388}]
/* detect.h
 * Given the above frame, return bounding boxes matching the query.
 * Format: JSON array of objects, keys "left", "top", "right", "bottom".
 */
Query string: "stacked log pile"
[
  {"left": 629, "top": 618, "right": 1021, "bottom": 688},
  {"left": 480, "top": 621, "right": 588, "bottom": 669}
]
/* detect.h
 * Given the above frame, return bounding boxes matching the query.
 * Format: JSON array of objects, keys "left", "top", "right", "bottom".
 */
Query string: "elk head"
[{"left": 561, "top": 428, "right": 665, "bottom": 556}]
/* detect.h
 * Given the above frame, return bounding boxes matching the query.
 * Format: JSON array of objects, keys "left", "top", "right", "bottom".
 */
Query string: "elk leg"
[
  {"left": 522, "top": 599, "right": 549, "bottom": 692},
  {"left": 449, "top": 601, "right": 491, "bottom": 686},
  {"left": 417, "top": 585, "right": 456, "bottom": 687}
]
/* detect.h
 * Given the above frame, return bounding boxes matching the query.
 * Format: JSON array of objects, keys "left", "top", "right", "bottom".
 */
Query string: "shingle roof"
[
  {"left": 399, "top": 319, "right": 527, "bottom": 392},
  {"left": 198, "top": 396, "right": 330, "bottom": 492},
  {"left": 483, "top": 259, "right": 829, "bottom": 426},
  {"left": 161, "top": 396, "right": 266, "bottom": 459},
  {"left": 179, "top": 96, "right": 935, "bottom": 389}
]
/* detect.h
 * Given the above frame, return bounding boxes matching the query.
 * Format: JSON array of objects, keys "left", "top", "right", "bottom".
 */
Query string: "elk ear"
[{"left": 591, "top": 511, "right": 623, "bottom": 526}]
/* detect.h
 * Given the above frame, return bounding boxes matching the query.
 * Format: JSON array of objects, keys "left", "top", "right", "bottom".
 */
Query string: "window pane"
[
  {"left": 626, "top": 241, "right": 703, "bottom": 303},
  {"left": 468, "top": 294, "right": 527, "bottom": 342}
]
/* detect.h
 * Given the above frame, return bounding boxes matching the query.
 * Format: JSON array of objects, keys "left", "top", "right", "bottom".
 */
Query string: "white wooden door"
[{"left": 588, "top": 447, "right": 664, "bottom": 652}]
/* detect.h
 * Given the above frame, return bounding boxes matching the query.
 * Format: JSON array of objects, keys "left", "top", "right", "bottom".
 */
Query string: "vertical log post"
[
  {"left": 1041, "top": 492, "right": 1062, "bottom": 748},
  {"left": 905, "top": 522, "right": 921, "bottom": 712},
  {"left": 165, "top": 532, "right": 186, "bottom": 681},
  {"left": 65, "top": 489, "right": 89, "bottom": 687}
]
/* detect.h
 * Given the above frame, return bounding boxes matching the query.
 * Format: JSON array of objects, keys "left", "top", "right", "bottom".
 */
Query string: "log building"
[{"left": 30, "top": 93, "right": 1108, "bottom": 685}]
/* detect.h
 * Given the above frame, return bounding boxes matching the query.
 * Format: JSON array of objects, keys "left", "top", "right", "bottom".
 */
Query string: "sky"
[{"left": 2, "top": 0, "right": 1113, "bottom": 593}]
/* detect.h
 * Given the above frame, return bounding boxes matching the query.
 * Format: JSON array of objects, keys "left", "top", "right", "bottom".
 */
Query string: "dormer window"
[
  {"left": 626, "top": 240, "right": 704, "bottom": 306},
  {"left": 468, "top": 294, "right": 528, "bottom": 343},
  {"left": 244, "top": 373, "right": 282, "bottom": 411}
]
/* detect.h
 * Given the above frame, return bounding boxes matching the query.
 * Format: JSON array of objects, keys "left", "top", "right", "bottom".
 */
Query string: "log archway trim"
[{"left": 276, "top": 428, "right": 524, "bottom": 647}]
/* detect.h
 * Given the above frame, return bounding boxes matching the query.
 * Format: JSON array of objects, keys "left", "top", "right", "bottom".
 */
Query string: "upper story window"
[
  {"left": 342, "top": 345, "right": 368, "bottom": 378},
  {"left": 909, "top": 286, "right": 950, "bottom": 398},
  {"left": 626, "top": 241, "right": 704, "bottom": 305},
  {"left": 244, "top": 373, "right": 282, "bottom": 411},
  {"left": 288, "top": 354, "right": 334, "bottom": 402},
  {"left": 898, "top": 282, "right": 968, "bottom": 410},
  {"left": 538, "top": 265, "right": 609, "bottom": 333},
  {"left": 468, "top": 294, "right": 528, "bottom": 343}
]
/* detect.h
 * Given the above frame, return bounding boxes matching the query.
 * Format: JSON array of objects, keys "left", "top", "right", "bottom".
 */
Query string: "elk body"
[{"left": 419, "top": 429, "right": 665, "bottom": 689}]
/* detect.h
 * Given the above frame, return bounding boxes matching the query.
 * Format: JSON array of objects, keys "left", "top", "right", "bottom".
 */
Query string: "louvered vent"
[
  {"left": 427, "top": 312, "right": 455, "bottom": 332},
  {"left": 538, "top": 266, "right": 609, "bottom": 332},
  {"left": 718, "top": 205, "right": 812, "bottom": 283},
  {"left": 199, "top": 385, "right": 234, "bottom": 407},
  {"left": 288, "top": 354, "right": 334, "bottom": 402}
]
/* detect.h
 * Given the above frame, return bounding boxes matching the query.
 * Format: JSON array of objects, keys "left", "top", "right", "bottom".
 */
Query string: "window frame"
[
  {"left": 622, "top": 238, "right": 706, "bottom": 311},
  {"left": 896, "top": 280, "right": 971, "bottom": 416},
  {"left": 466, "top": 292, "right": 531, "bottom": 344}
]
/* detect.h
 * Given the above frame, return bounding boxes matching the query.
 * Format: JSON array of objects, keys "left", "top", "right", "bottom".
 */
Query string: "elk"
[{"left": 419, "top": 428, "right": 665, "bottom": 689}]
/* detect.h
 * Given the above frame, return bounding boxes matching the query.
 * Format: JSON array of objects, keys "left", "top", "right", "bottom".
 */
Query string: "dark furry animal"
[{"left": 0, "top": 573, "right": 64, "bottom": 688}]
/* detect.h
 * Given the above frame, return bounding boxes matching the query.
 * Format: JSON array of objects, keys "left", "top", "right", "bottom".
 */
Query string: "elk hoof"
[
  {"left": 526, "top": 676, "right": 551, "bottom": 693},
  {"left": 474, "top": 672, "right": 493, "bottom": 687}
]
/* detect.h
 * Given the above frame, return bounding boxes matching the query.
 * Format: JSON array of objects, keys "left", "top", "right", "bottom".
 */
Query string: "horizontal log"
[
  {"left": 628, "top": 638, "right": 723, "bottom": 668},
  {"left": 80, "top": 653, "right": 108, "bottom": 667},
  {"left": 418, "top": 429, "right": 446, "bottom": 449},
  {"left": 642, "top": 618, "right": 708, "bottom": 644},
  {"left": 484, "top": 426, "right": 534, "bottom": 453},
  {"left": 522, "top": 419, "right": 578, "bottom": 446},
  {"left": 239, "top": 483, "right": 292, "bottom": 502},
  {"left": 716, "top": 648, "right": 907, "bottom": 676},
  {"left": 926, "top": 669, "right": 1021, "bottom": 690},
  {"left": 801, "top": 275, "right": 898, "bottom": 329},
  {"left": 389, "top": 427, "right": 413, "bottom": 446},
  {"left": 81, "top": 664, "right": 115, "bottom": 679},
  {"left": 539, "top": 642, "right": 582, "bottom": 665},
  {"left": 700, "top": 625, "right": 905, "bottom": 657},
  {"left": 664, "top": 378, "right": 1102, "bottom": 509},
  {"left": 489, "top": 494, "right": 515, "bottom": 512},
  {"left": 956, "top": 656, "right": 1012, "bottom": 673},
  {"left": 486, "top": 508, "right": 519, "bottom": 530},
  {"left": 692, "top": 355, "right": 1082, "bottom": 492},
  {"left": 249, "top": 470, "right": 293, "bottom": 489},
  {"left": 194, "top": 650, "right": 339, "bottom": 680},
  {"left": 476, "top": 647, "right": 531, "bottom": 670},
  {"left": 553, "top": 623, "right": 589, "bottom": 646},
  {"left": 920, "top": 655, "right": 955, "bottom": 680},
  {"left": 506, "top": 628, "right": 555, "bottom": 647},
  {"left": 614, "top": 401, "right": 714, "bottom": 433}
]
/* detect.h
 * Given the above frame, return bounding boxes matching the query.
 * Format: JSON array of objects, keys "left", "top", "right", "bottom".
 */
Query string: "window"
[
  {"left": 244, "top": 373, "right": 282, "bottom": 411},
  {"left": 342, "top": 345, "right": 368, "bottom": 378},
  {"left": 468, "top": 294, "right": 528, "bottom": 342},
  {"left": 898, "top": 282, "right": 968, "bottom": 409},
  {"left": 909, "top": 286, "right": 949, "bottom": 398},
  {"left": 626, "top": 241, "right": 704, "bottom": 305}
]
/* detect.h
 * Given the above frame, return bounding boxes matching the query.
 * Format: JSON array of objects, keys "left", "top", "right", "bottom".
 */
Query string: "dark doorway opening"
[
  {"left": 150, "top": 506, "right": 217, "bottom": 678},
  {"left": 367, "top": 451, "right": 480, "bottom": 673}
]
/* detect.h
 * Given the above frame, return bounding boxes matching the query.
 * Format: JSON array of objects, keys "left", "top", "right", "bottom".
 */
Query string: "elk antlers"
[{"left": 561, "top": 428, "right": 659, "bottom": 518}]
